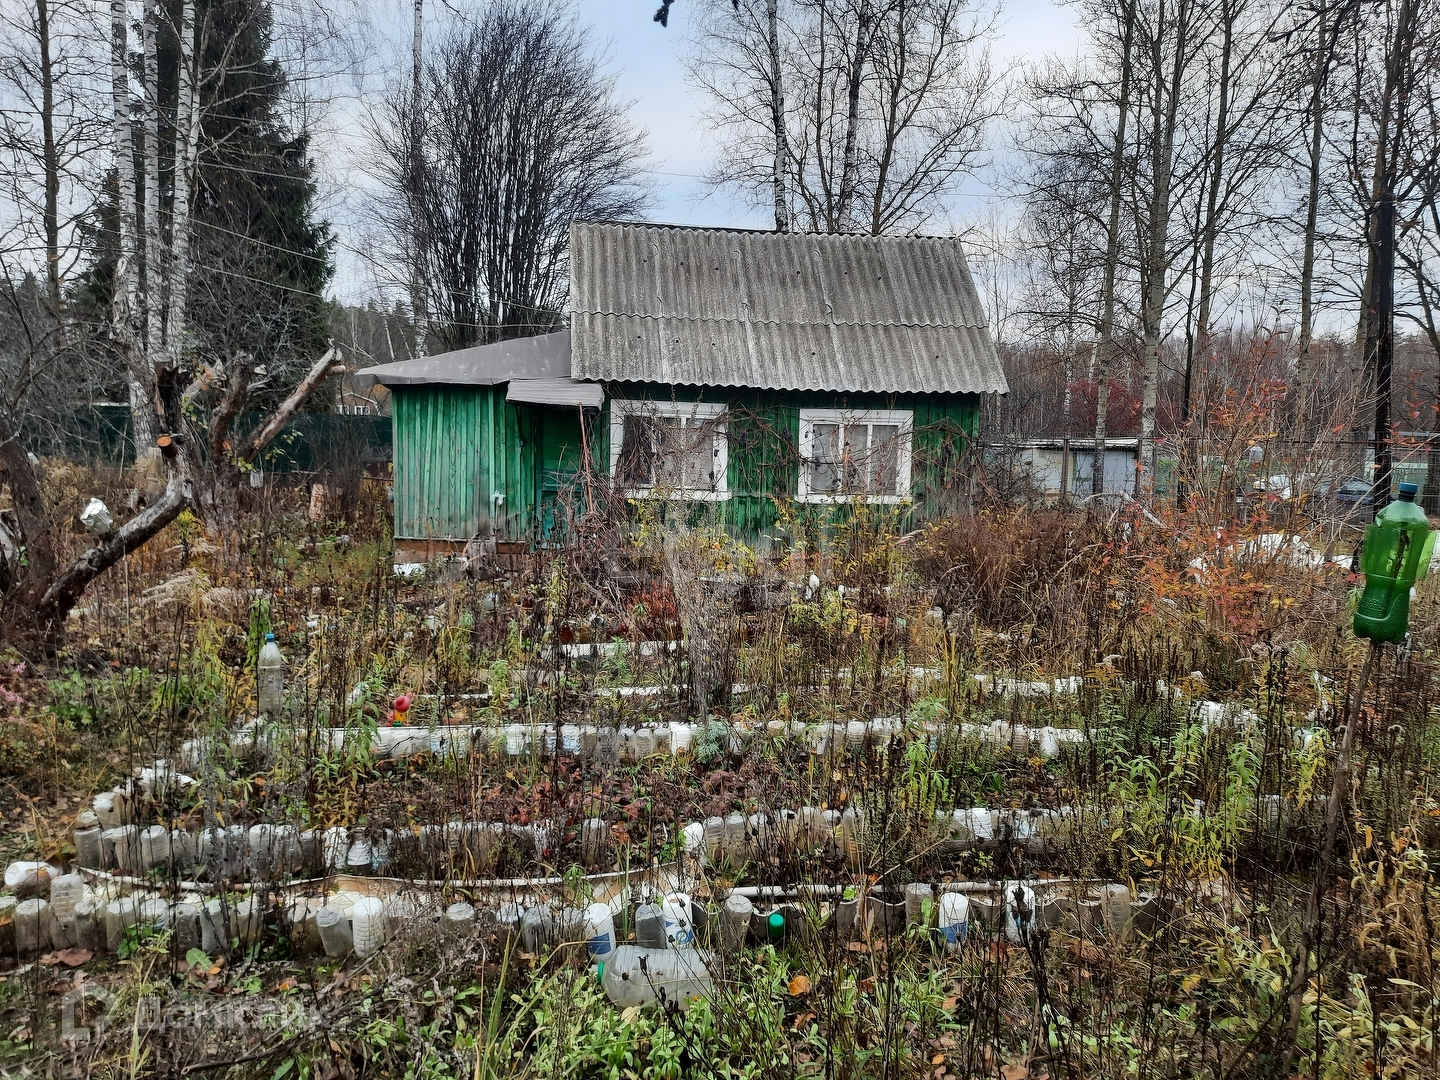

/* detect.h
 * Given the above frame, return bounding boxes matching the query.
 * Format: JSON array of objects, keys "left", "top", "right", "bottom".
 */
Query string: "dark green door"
[{"left": 536, "top": 406, "right": 587, "bottom": 545}]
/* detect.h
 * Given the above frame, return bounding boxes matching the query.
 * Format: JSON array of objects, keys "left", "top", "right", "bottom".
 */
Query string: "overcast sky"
[{"left": 319, "top": 0, "right": 1083, "bottom": 304}]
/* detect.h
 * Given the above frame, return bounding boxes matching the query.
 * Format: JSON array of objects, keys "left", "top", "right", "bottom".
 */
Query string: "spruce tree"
[
  {"left": 85, "top": 0, "right": 334, "bottom": 415},
  {"left": 183, "top": 0, "right": 333, "bottom": 404}
]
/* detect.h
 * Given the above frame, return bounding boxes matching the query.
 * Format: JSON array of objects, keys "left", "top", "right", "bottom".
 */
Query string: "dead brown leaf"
[
  {"left": 40, "top": 948, "right": 92, "bottom": 967},
  {"left": 1001, "top": 1064, "right": 1028, "bottom": 1080},
  {"left": 787, "top": 974, "right": 811, "bottom": 996}
]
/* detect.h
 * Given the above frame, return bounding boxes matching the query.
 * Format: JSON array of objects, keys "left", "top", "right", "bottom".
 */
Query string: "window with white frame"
[
  {"left": 610, "top": 401, "right": 729, "bottom": 499},
  {"left": 798, "top": 409, "right": 913, "bottom": 502}
]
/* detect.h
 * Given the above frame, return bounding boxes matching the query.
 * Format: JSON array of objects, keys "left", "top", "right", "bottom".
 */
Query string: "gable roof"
[{"left": 569, "top": 221, "right": 1007, "bottom": 395}]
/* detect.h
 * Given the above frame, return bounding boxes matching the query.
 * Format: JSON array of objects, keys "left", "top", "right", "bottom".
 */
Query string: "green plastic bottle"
[{"left": 1353, "top": 481, "right": 1436, "bottom": 643}]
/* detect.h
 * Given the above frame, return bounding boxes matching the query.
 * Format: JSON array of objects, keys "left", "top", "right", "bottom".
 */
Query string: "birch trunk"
[
  {"left": 834, "top": 0, "right": 872, "bottom": 230},
  {"left": 168, "top": 0, "right": 197, "bottom": 372},
  {"left": 112, "top": 0, "right": 156, "bottom": 455},
  {"left": 1092, "top": 0, "right": 1137, "bottom": 496},
  {"left": 768, "top": 0, "right": 791, "bottom": 232},
  {"left": 142, "top": 0, "right": 162, "bottom": 421}
]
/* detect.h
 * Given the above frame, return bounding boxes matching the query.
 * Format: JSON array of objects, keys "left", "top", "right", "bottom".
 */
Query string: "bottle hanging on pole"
[{"left": 1353, "top": 481, "right": 1435, "bottom": 643}]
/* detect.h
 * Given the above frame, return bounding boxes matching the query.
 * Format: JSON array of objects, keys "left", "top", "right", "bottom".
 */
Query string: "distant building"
[{"left": 999, "top": 437, "right": 1139, "bottom": 500}]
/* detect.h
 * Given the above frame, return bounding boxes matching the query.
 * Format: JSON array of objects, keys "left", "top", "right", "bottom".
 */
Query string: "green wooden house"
[{"left": 359, "top": 222, "right": 1007, "bottom": 556}]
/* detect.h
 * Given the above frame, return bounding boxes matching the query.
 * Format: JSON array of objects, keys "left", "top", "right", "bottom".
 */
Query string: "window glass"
[
  {"left": 618, "top": 415, "right": 657, "bottom": 488},
  {"left": 681, "top": 420, "right": 719, "bottom": 491},
  {"left": 842, "top": 425, "right": 869, "bottom": 493},
  {"left": 799, "top": 410, "right": 912, "bottom": 501},
  {"left": 650, "top": 416, "right": 686, "bottom": 489},
  {"left": 870, "top": 424, "right": 900, "bottom": 496},
  {"left": 810, "top": 423, "right": 840, "bottom": 494},
  {"left": 612, "top": 405, "right": 727, "bottom": 496}
]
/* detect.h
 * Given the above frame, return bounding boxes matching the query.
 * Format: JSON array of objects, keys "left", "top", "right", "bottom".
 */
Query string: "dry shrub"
[{"left": 914, "top": 509, "right": 1096, "bottom": 627}]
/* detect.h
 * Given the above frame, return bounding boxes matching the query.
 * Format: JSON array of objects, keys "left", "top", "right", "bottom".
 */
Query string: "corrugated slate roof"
[{"left": 569, "top": 222, "right": 1007, "bottom": 394}]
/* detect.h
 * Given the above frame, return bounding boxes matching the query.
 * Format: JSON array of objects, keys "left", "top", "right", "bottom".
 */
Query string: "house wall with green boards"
[{"left": 390, "top": 382, "right": 980, "bottom": 543}]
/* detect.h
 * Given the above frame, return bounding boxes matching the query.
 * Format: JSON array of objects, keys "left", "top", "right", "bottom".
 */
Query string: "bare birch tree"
[
  {"left": 0, "top": 0, "right": 109, "bottom": 304},
  {"left": 689, "top": 0, "right": 1001, "bottom": 235}
]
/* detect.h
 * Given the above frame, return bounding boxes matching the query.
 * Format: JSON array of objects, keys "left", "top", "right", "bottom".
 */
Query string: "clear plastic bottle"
[
  {"left": 15, "top": 899, "right": 51, "bottom": 954},
  {"left": 1003, "top": 882, "right": 1038, "bottom": 945},
  {"left": 257, "top": 633, "right": 285, "bottom": 716},
  {"left": 105, "top": 897, "right": 140, "bottom": 952},
  {"left": 317, "top": 906, "right": 353, "bottom": 957},
  {"left": 599, "top": 945, "right": 714, "bottom": 1009},
  {"left": 139, "top": 824, "right": 171, "bottom": 869},
  {"left": 73, "top": 898, "right": 101, "bottom": 952},
  {"left": 442, "top": 902, "right": 477, "bottom": 938},
  {"left": 49, "top": 874, "right": 86, "bottom": 948},
  {"left": 196, "top": 898, "right": 223, "bottom": 953},
  {"left": 904, "top": 883, "right": 933, "bottom": 929},
  {"left": 73, "top": 825, "right": 104, "bottom": 868},
  {"left": 721, "top": 894, "right": 753, "bottom": 949},
  {"left": 634, "top": 902, "right": 667, "bottom": 949}
]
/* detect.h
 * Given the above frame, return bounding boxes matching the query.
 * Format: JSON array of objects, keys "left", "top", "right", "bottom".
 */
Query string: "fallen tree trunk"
[
  {"left": 33, "top": 471, "right": 193, "bottom": 633},
  {"left": 0, "top": 344, "right": 344, "bottom": 651}
]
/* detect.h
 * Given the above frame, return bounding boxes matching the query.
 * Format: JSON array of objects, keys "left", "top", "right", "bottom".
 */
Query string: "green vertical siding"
[
  {"left": 596, "top": 386, "right": 980, "bottom": 537},
  {"left": 392, "top": 385, "right": 538, "bottom": 541},
  {"left": 393, "top": 382, "right": 979, "bottom": 544}
]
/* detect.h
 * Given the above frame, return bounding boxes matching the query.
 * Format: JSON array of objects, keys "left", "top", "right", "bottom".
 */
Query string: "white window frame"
[
  {"left": 609, "top": 400, "right": 730, "bottom": 501},
  {"left": 797, "top": 408, "right": 914, "bottom": 504}
]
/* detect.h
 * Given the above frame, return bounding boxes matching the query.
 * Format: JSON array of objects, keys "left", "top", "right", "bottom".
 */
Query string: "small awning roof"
[
  {"left": 506, "top": 377, "right": 604, "bottom": 409},
  {"left": 354, "top": 331, "right": 571, "bottom": 389}
]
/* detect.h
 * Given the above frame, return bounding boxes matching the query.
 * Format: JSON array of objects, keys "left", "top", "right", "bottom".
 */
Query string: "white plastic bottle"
[
  {"left": 257, "top": 632, "right": 285, "bottom": 717},
  {"left": 938, "top": 892, "right": 970, "bottom": 952},
  {"left": 660, "top": 893, "right": 696, "bottom": 947},
  {"left": 583, "top": 901, "right": 615, "bottom": 958},
  {"left": 1002, "top": 882, "right": 1038, "bottom": 945},
  {"left": 599, "top": 945, "right": 714, "bottom": 1009},
  {"left": 350, "top": 896, "right": 386, "bottom": 957}
]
